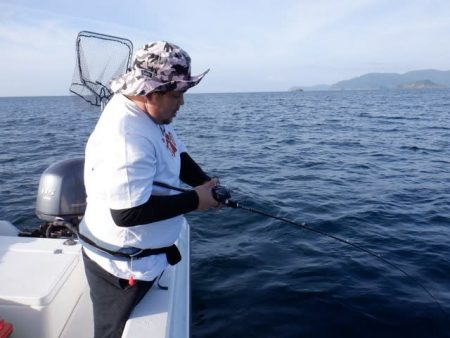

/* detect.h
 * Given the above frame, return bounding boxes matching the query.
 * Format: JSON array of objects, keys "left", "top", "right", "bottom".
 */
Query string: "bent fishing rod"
[{"left": 154, "top": 181, "right": 448, "bottom": 317}]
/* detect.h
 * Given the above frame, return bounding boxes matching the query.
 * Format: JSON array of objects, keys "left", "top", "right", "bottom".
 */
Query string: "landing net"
[{"left": 69, "top": 31, "right": 133, "bottom": 107}]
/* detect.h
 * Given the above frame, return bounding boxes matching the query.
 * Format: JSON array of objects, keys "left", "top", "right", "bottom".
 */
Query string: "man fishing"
[{"left": 78, "top": 41, "right": 219, "bottom": 338}]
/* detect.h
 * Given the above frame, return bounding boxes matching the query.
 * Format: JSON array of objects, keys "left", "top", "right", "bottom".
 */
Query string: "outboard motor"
[{"left": 34, "top": 158, "right": 86, "bottom": 238}]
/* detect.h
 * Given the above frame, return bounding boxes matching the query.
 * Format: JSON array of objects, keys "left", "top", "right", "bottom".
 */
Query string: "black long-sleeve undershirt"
[
  {"left": 110, "top": 152, "right": 210, "bottom": 227},
  {"left": 179, "top": 152, "right": 210, "bottom": 187}
]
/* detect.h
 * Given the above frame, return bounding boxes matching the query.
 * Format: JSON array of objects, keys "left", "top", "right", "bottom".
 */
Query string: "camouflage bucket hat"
[{"left": 110, "top": 41, "right": 209, "bottom": 96}]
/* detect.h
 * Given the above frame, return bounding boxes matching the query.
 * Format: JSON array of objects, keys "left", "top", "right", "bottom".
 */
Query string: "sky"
[{"left": 1, "top": 0, "right": 450, "bottom": 96}]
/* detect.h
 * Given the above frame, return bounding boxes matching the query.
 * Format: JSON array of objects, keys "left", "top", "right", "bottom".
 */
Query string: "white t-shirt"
[{"left": 80, "top": 94, "right": 187, "bottom": 281}]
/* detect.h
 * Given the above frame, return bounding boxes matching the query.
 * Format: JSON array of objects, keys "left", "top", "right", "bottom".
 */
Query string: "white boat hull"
[{"left": 0, "top": 220, "right": 190, "bottom": 338}]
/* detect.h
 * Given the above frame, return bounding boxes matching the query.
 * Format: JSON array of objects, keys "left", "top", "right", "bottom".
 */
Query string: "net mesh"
[{"left": 69, "top": 31, "right": 133, "bottom": 107}]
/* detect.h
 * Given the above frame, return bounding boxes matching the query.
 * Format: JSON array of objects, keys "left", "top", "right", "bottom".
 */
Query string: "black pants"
[{"left": 82, "top": 251, "right": 155, "bottom": 338}]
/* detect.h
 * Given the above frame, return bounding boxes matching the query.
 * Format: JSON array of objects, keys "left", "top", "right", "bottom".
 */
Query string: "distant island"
[
  {"left": 293, "top": 69, "right": 450, "bottom": 91},
  {"left": 289, "top": 87, "right": 304, "bottom": 92}
]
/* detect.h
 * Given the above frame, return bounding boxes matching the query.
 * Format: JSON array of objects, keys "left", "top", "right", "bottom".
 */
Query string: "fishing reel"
[
  {"left": 212, "top": 185, "right": 231, "bottom": 202},
  {"left": 212, "top": 185, "right": 238, "bottom": 208}
]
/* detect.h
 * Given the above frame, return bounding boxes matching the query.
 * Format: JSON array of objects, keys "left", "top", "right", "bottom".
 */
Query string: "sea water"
[{"left": 1, "top": 90, "right": 449, "bottom": 337}]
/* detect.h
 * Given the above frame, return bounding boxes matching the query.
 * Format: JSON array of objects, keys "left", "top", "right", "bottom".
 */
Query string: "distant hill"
[
  {"left": 329, "top": 69, "right": 450, "bottom": 90},
  {"left": 397, "top": 79, "right": 447, "bottom": 89}
]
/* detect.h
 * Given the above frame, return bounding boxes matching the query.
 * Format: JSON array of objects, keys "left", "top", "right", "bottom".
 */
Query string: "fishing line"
[{"left": 154, "top": 181, "right": 448, "bottom": 317}]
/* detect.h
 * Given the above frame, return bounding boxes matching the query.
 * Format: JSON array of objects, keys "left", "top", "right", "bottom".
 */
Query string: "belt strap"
[{"left": 78, "top": 232, "right": 181, "bottom": 265}]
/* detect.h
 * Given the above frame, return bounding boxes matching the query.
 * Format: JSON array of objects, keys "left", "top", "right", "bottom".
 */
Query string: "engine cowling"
[{"left": 35, "top": 158, "right": 86, "bottom": 223}]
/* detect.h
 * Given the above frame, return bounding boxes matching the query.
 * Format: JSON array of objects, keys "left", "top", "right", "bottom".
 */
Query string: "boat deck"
[{"left": 0, "top": 220, "right": 190, "bottom": 338}]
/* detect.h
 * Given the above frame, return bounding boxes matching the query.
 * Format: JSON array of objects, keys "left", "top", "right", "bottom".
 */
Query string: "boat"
[{"left": 0, "top": 31, "right": 191, "bottom": 338}]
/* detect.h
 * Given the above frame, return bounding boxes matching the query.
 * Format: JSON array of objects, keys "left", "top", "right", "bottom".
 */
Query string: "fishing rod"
[{"left": 154, "top": 181, "right": 448, "bottom": 317}]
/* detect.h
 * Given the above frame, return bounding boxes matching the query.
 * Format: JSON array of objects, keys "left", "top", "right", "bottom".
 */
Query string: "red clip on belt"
[{"left": 0, "top": 319, "right": 13, "bottom": 338}]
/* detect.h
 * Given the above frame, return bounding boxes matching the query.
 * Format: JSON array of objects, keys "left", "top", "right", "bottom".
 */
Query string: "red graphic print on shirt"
[{"left": 162, "top": 131, "right": 177, "bottom": 157}]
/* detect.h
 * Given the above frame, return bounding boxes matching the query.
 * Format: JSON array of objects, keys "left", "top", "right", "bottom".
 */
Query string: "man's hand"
[{"left": 194, "top": 179, "right": 220, "bottom": 210}]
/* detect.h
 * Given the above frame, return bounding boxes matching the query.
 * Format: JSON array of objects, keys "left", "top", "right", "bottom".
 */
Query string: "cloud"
[
  {"left": 0, "top": 2, "right": 149, "bottom": 96},
  {"left": 1, "top": 0, "right": 450, "bottom": 95}
]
